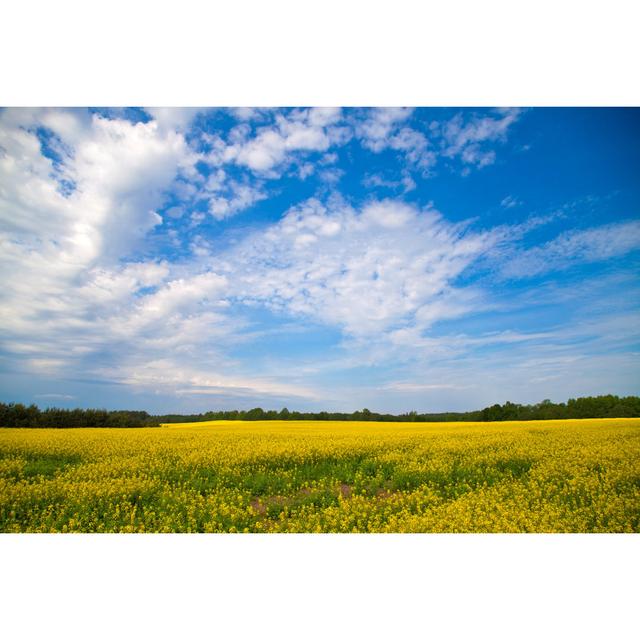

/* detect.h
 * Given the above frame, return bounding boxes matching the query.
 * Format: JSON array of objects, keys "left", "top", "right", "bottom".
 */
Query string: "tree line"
[
  {"left": 1, "top": 394, "right": 638, "bottom": 428},
  {"left": 0, "top": 404, "right": 160, "bottom": 428},
  {"left": 158, "top": 394, "right": 640, "bottom": 423}
]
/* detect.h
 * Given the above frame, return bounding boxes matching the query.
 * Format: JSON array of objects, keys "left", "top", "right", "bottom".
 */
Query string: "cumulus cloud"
[
  {"left": 354, "top": 108, "right": 521, "bottom": 175},
  {"left": 0, "top": 109, "right": 207, "bottom": 371},
  {"left": 207, "top": 178, "right": 267, "bottom": 220},
  {"left": 145, "top": 107, "right": 203, "bottom": 132},
  {"left": 0, "top": 108, "right": 336, "bottom": 403},
  {"left": 0, "top": 109, "right": 194, "bottom": 266},
  {"left": 0, "top": 109, "right": 194, "bottom": 355},
  {"left": 355, "top": 108, "right": 411, "bottom": 149},
  {"left": 205, "top": 107, "right": 521, "bottom": 189},
  {"left": 438, "top": 108, "right": 522, "bottom": 169},
  {"left": 160, "top": 166, "right": 269, "bottom": 224},
  {"left": 228, "top": 107, "right": 263, "bottom": 122},
  {"left": 318, "top": 167, "right": 344, "bottom": 184},
  {"left": 354, "top": 108, "right": 436, "bottom": 171},
  {"left": 217, "top": 108, "right": 347, "bottom": 175}
]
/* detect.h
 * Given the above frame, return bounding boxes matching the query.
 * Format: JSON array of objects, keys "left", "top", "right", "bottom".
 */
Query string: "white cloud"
[
  {"left": 208, "top": 180, "right": 267, "bottom": 220},
  {"left": 35, "top": 393, "right": 76, "bottom": 400},
  {"left": 500, "top": 195, "right": 521, "bottom": 209},
  {"left": 145, "top": 107, "right": 203, "bottom": 132},
  {"left": 135, "top": 272, "right": 227, "bottom": 319},
  {"left": 382, "top": 382, "right": 473, "bottom": 392},
  {"left": 297, "top": 162, "right": 315, "bottom": 179},
  {"left": 502, "top": 220, "right": 640, "bottom": 278},
  {"left": 439, "top": 108, "right": 521, "bottom": 169},
  {"left": 0, "top": 109, "right": 194, "bottom": 267},
  {"left": 228, "top": 107, "right": 263, "bottom": 122},
  {"left": 307, "top": 107, "right": 342, "bottom": 127},
  {"left": 360, "top": 200, "right": 416, "bottom": 228},
  {"left": 189, "top": 235, "right": 213, "bottom": 257},
  {"left": 355, "top": 108, "right": 436, "bottom": 171},
  {"left": 229, "top": 130, "right": 285, "bottom": 172},
  {"left": 220, "top": 108, "right": 346, "bottom": 175},
  {"left": 208, "top": 107, "right": 521, "bottom": 188},
  {"left": 388, "top": 127, "right": 436, "bottom": 170},
  {"left": 320, "top": 152, "right": 338, "bottom": 165},
  {"left": 353, "top": 108, "right": 521, "bottom": 177},
  {"left": 362, "top": 172, "right": 416, "bottom": 193},
  {"left": 109, "top": 358, "right": 319, "bottom": 401},
  {"left": 217, "top": 197, "right": 497, "bottom": 338},
  {"left": 0, "top": 106, "right": 318, "bottom": 403},
  {"left": 356, "top": 108, "right": 413, "bottom": 152},
  {"left": 184, "top": 168, "right": 267, "bottom": 224},
  {"left": 0, "top": 108, "right": 207, "bottom": 373},
  {"left": 318, "top": 167, "right": 344, "bottom": 184}
]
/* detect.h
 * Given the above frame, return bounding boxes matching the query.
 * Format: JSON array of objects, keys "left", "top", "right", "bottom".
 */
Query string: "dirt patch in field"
[
  {"left": 249, "top": 498, "right": 267, "bottom": 515},
  {"left": 339, "top": 483, "right": 352, "bottom": 498},
  {"left": 249, "top": 494, "right": 289, "bottom": 515},
  {"left": 250, "top": 484, "right": 374, "bottom": 518}
]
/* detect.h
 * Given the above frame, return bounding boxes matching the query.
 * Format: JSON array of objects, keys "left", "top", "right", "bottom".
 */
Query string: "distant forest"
[
  {"left": 0, "top": 406, "right": 160, "bottom": 429},
  {"left": 1, "top": 394, "right": 639, "bottom": 428}
]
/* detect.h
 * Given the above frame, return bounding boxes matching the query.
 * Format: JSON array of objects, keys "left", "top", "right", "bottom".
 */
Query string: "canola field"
[{"left": 1, "top": 418, "right": 639, "bottom": 533}]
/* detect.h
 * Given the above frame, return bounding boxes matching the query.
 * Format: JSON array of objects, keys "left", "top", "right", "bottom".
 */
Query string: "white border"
[
  {"left": 1, "top": 0, "right": 639, "bottom": 105},
  {"left": 1, "top": 534, "right": 638, "bottom": 639}
]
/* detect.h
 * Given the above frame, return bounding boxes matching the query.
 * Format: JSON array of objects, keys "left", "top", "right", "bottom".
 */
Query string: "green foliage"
[
  {"left": 2, "top": 395, "right": 639, "bottom": 428},
  {"left": 156, "top": 395, "right": 640, "bottom": 424},
  {"left": 0, "top": 403, "right": 160, "bottom": 429}
]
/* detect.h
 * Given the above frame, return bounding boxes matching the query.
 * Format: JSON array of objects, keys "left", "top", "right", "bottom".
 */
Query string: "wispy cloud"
[
  {"left": 354, "top": 108, "right": 436, "bottom": 172},
  {"left": 34, "top": 393, "right": 76, "bottom": 400},
  {"left": 501, "top": 220, "right": 640, "bottom": 278},
  {"left": 438, "top": 108, "right": 522, "bottom": 170},
  {"left": 355, "top": 107, "right": 413, "bottom": 152},
  {"left": 216, "top": 196, "right": 498, "bottom": 337},
  {"left": 362, "top": 171, "right": 416, "bottom": 193},
  {"left": 381, "top": 382, "right": 474, "bottom": 392},
  {"left": 207, "top": 177, "right": 267, "bottom": 220},
  {"left": 108, "top": 359, "right": 320, "bottom": 401},
  {"left": 500, "top": 195, "right": 521, "bottom": 209}
]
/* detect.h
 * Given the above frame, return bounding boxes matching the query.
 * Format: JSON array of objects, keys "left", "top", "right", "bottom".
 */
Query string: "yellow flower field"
[{"left": 1, "top": 418, "right": 639, "bottom": 533}]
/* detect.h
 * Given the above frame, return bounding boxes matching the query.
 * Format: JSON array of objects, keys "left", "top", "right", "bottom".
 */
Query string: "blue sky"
[{"left": 0, "top": 107, "right": 638, "bottom": 413}]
